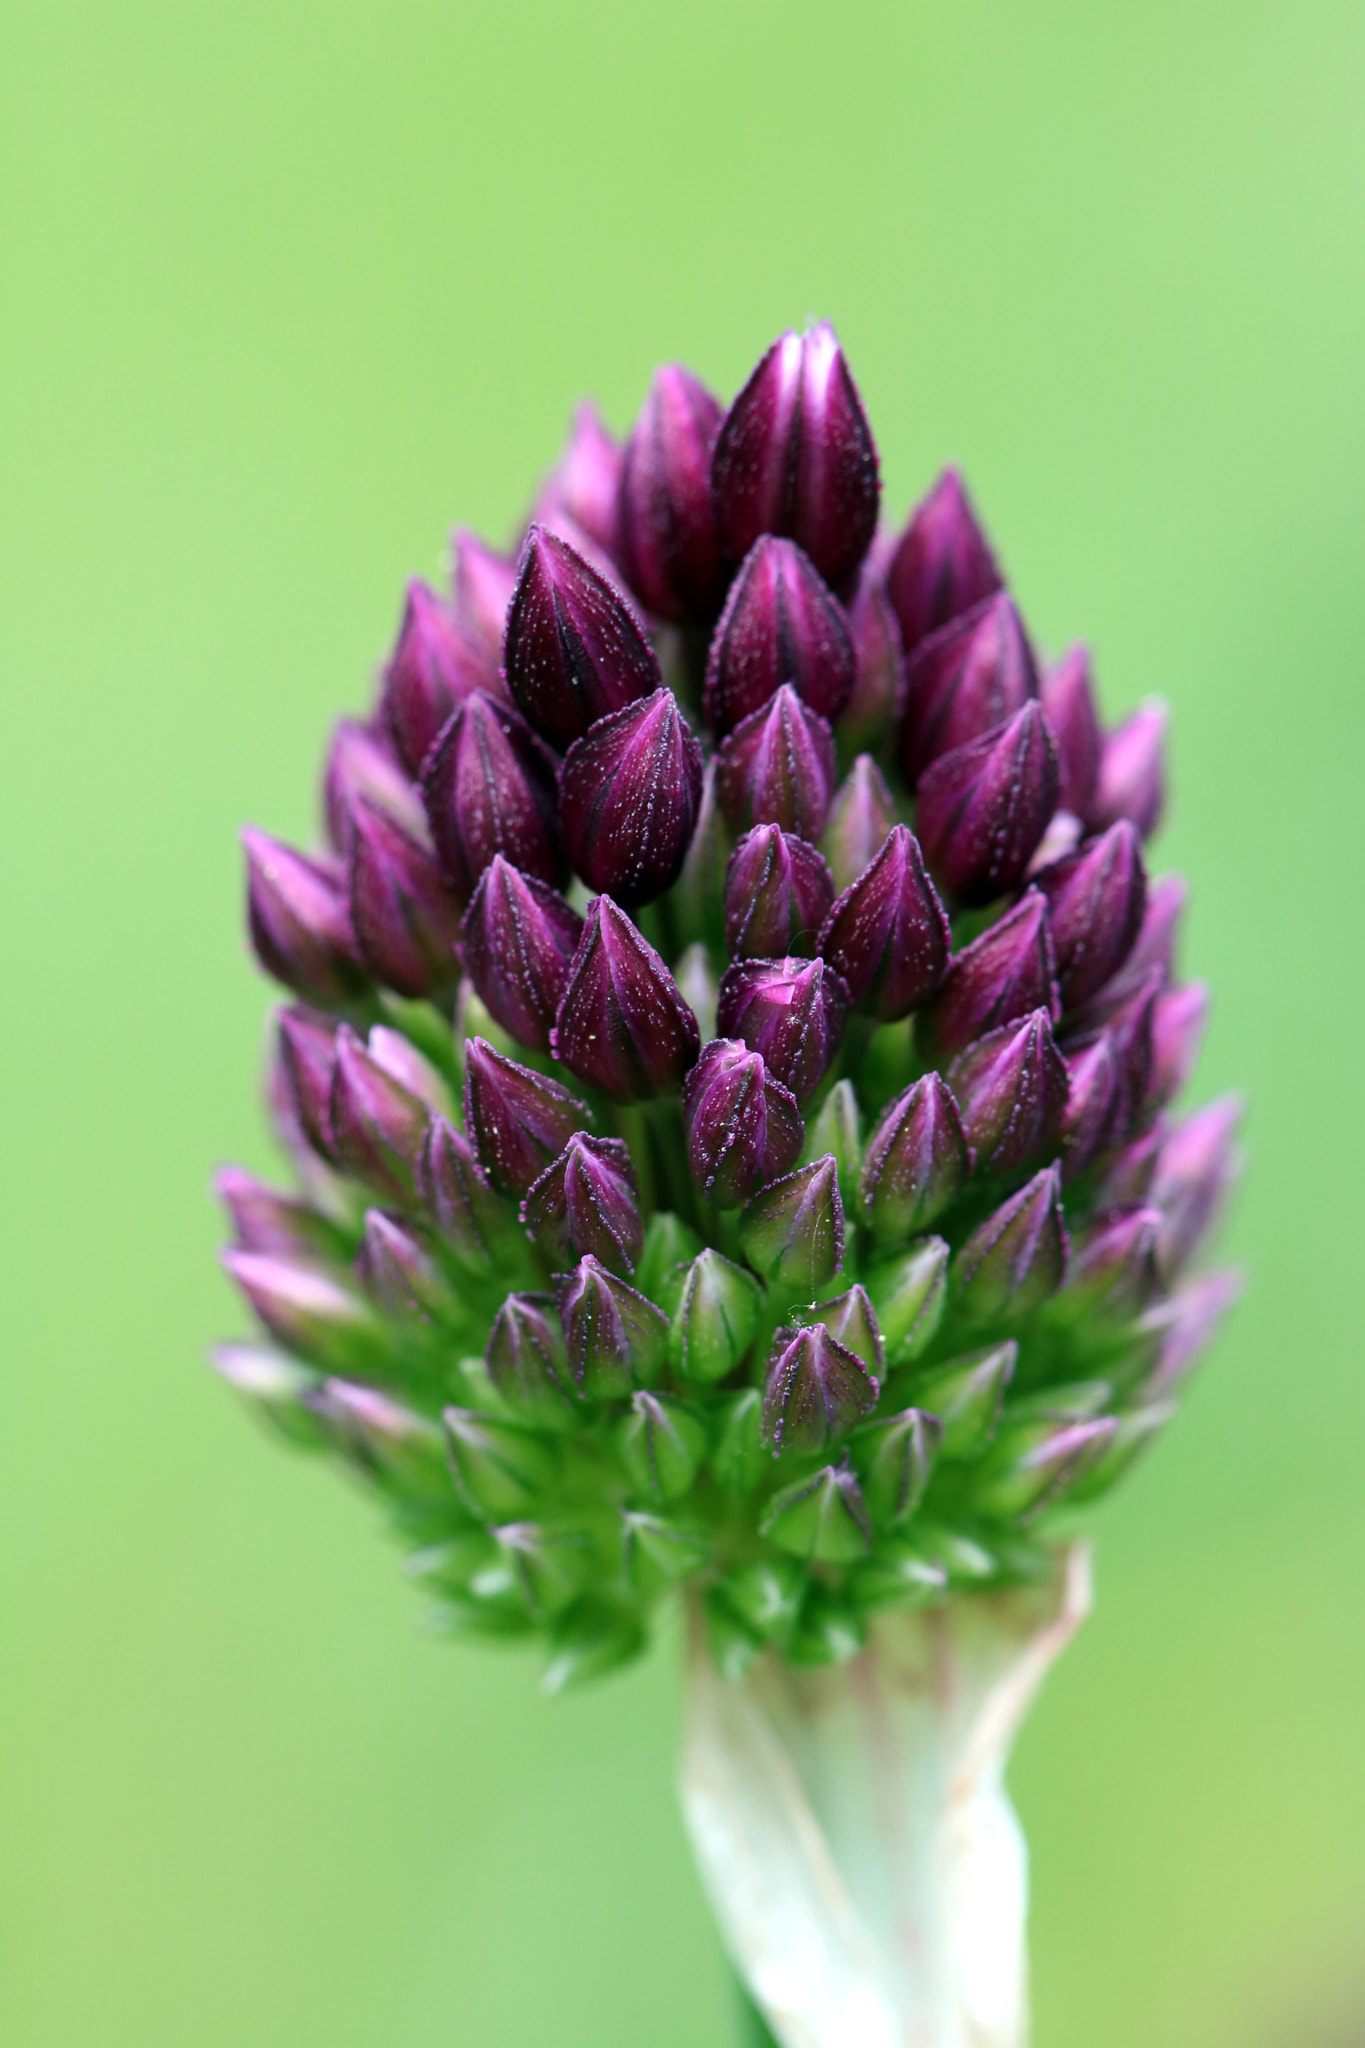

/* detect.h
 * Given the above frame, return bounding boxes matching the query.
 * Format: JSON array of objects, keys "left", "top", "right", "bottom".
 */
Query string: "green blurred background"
[{"left": 2, "top": 1, "right": 1363, "bottom": 2042}]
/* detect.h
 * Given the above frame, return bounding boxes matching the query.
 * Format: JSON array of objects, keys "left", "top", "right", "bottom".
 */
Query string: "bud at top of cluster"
[
  {"left": 716, "top": 955, "right": 849, "bottom": 1104},
  {"left": 617, "top": 365, "right": 725, "bottom": 623},
  {"left": 535, "top": 402, "right": 623, "bottom": 562},
  {"left": 503, "top": 527, "right": 661, "bottom": 750},
  {"left": 381, "top": 579, "right": 497, "bottom": 778},
  {"left": 915, "top": 702, "right": 1059, "bottom": 907},
  {"left": 420, "top": 691, "right": 564, "bottom": 906},
  {"left": 559, "top": 690, "right": 704, "bottom": 906},
  {"left": 1040, "top": 645, "right": 1102, "bottom": 820},
  {"left": 1091, "top": 699, "right": 1167, "bottom": 838},
  {"left": 724, "top": 825, "right": 834, "bottom": 960},
  {"left": 885, "top": 467, "right": 1002, "bottom": 659},
  {"left": 682, "top": 1038, "right": 804, "bottom": 1206},
  {"left": 900, "top": 592, "right": 1038, "bottom": 786},
  {"left": 703, "top": 536, "right": 855, "bottom": 736},
  {"left": 553, "top": 897, "right": 700, "bottom": 1100}
]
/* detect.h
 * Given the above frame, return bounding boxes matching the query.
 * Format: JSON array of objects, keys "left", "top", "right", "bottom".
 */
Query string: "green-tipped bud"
[
  {"left": 713, "top": 1555, "right": 806, "bottom": 1644},
  {"left": 634, "top": 1211, "right": 705, "bottom": 1312},
  {"left": 210, "top": 1343, "right": 327, "bottom": 1450},
  {"left": 221, "top": 1249, "right": 385, "bottom": 1372},
  {"left": 308, "top": 1380, "right": 453, "bottom": 1499},
  {"left": 805, "top": 1283, "right": 883, "bottom": 1372},
  {"left": 972, "top": 1416, "right": 1118, "bottom": 1520},
  {"left": 857, "top": 1074, "right": 973, "bottom": 1245},
  {"left": 617, "top": 1392, "right": 707, "bottom": 1503},
  {"left": 787, "top": 1583, "right": 866, "bottom": 1666},
  {"left": 542, "top": 1598, "right": 647, "bottom": 1693},
  {"left": 849, "top": 1535, "right": 948, "bottom": 1611},
  {"left": 621, "top": 1511, "right": 711, "bottom": 1594},
  {"left": 1062, "top": 1401, "right": 1175, "bottom": 1504},
  {"left": 710, "top": 1387, "right": 768, "bottom": 1495},
  {"left": 443, "top": 1407, "right": 557, "bottom": 1520},
  {"left": 491, "top": 1521, "right": 594, "bottom": 1617},
  {"left": 669, "top": 1250, "right": 763, "bottom": 1383},
  {"left": 910, "top": 1342, "right": 1017, "bottom": 1458},
  {"left": 951, "top": 1166, "right": 1069, "bottom": 1325},
  {"left": 802, "top": 1078, "right": 862, "bottom": 1210},
  {"left": 853, "top": 1407, "right": 942, "bottom": 1525},
  {"left": 704, "top": 1586, "right": 763, "bottom": 1680},
  {"left": 738, "top": 1153, "right": 845, "bottom": 1292},
  {"left": 914, "top": 1522, "right": 998, "bottom": 1584},
  {"left": 863, "top": 1237, "right": 949, "bottom": 1366},
  {"left": 558, "top": 1256, "right": 668, "bottom": 1397},
  {"left": 760, "top": 1460, "right": 872, "bottom": 1562},
  {"left": 485, "top": 1293, "right": 577, "bottom": 1426}
]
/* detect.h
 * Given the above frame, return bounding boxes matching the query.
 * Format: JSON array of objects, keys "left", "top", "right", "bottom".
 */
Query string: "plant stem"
[{"left": 732, "top": 1974, "right": 781, "bottom": 2047}]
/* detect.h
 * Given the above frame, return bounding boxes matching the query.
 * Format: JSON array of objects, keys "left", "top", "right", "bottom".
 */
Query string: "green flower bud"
[
  {"left": 760, "top": 1461, "right": 872, "bottom": 1563},
  {"left": 710, "top": 1387, "right": 768, "bottom": 1495},
  {"left": 542, "top": 1597, "right": 647, "bottom": 1693},
  {"left": 787, "top": 1582, "right": 865, "bottom": 1666},
  {"left": 617, "top": 1392, "right": 707, "bottom": 1503},
  {"left": 703, "top": 1585, "right": 763, "bottom": 1681},
  {"left": 910, "top": 1341, "right": 1017, "bottom": 1459},
  {"left": 712, "top": 1555, "right": 806, "bottom": 1644},
  {"left": 635, "top": 1211, "right": 705, "bottom": 1312},
  {"left": 802, "top": 1079, "right": 862, "bottom": 1210},
  {"left": 864, "top": 1236, "right": 949, "bottom": 1366},
  {"left": 211, "top": 1343, "right": 327, "bottom": 1450},
  {"left": 853, "top": 1407, "right": 942, "bottom": 1526},
  {"left": 669, "top": 1250, "right": 763, "bottom": 1383},
  {"left": 1061, "top": 1401, "right": 1174, "bottom": 1505},
  {"left": 848, "top": 1535, "right": 947, "bottom": 1611},
  {"left": 914, "top": 1521, "right": 998, "bottom": 1585},
  {"left": 443, "top": 1407, "right": 557, "bottom": 1520},
  {"left": 739, "top": 1154, "right": 845, "bottom": 1293},
  {"left": 492, "top": 1521, "right": 594, "bottom": 1616},
  {"left": 972, "top": 1416, "right": 1117, "bottom": 1520},
  {"left": 804, "top": 1283, "right": 883, "bottom": 1373},
  {"left": 621, "top": 1511, "right": 711, "bottom": 1594}
]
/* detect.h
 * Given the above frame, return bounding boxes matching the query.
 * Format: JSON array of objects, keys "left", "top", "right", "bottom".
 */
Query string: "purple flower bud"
[
  {"left": 1040, "top": 645, "right": 1102, "bottom": 820},
  {"left": 418, "top": 1115, "right": 512, "bottom": 1267},
  {"left": 457, "top": 856, "right": 583, "bottom": 1053},
  {"left": 711, "top": 323, "right": 880, "bottom": 590},
  {"left": 381, "top": 579, "right": 495, "bottom": 778},
  {"left": 681, "top": 1039, "right": 804, "bottom": 1205},
  {"left": 1149, "top": 982, "right": 1209, "bottom": 1109},
  {"left": 221, "top": 1249, "right": 381, "bottom": 1368},
  {"left": 419, "top": 691, "right": 564, "bottom": 907},
  {"left": 914, "top": 703, "right": 1060, "bottom": 908},
  {"left": 242, "top": 829, "right": 369, "bottom": 1005},
  {"left": 560, "top": 690, "right": 705, "bottom": 906},
  {"left": 535, "top": 402, "right": 623, "bottom": 562},
  {"left": 1034, "top": 821, "right": 1148, "bottom": 1012},
  {"left": 1097, "top": 970, "right": 1162, "bottom": 1139},
  {"left": 552, "top": 897, "right": 700, "bottom": 1100},
  {"left": 724, "top": 825, "right": 834, "bottom": 960},
  {"left": 503, "top": 526, "right": 661, "bottom": 750},
  {"left": 1061, "top": 1207, "right": 1162, "bottom": 1321},
  {"left": 739, "top": 1153, "right": 845, "bottom": 1292},
  {"left": 952, "top": 1164, "right": 1070, "bottom": 1322},
  {"left": 817, "top": 824, "right": 951, "bottom": 1019},
  {"left": 1058, "top": 1034, "right": 1119, "bottom": 1179},
  {"left": 521, "top": 1133, "right": 643, "bottom": 1275},
  {"left": 366, "top": 1026, "right": 449, "bottom": 1112},
  {"left": 449, "top": 528, "right": 518, "bottom": 663},
  {"left": 761, "top": 1324, "right": 879, "bottom": 1454},
  {"left": 214, "top": 1166, "right": 346, "bottom": 1263},
  {"left": 806, "top": 1284, "right": 884, "bottom": 1374},
  {"left": 557, "top": 1254, "right": 668, "bottom": 1398},
  {"left": 485, "top": 1293, "right": 575, "bottom": 1420},
  {"left": 947, "top": 1009, "right": 1070, "bottom": 1175},
  {"left": 899, "top": 593, "right": 1039, "bottom": 786},
  {"left": 346, "top": 798, "right": 462, "bottom": 998},
  {"left": 1151, "top": 1095, "right": 1243, "bottom": 1275},
  {"left": 715, "top": 956, "right": 850, "bottom": 1104},
  {"left": 1091, "top": 1119, "right": 1164, "bottom": 1209},
  {"left": 840, "top": 569, "right": 906, "bottom": 755},
  {"left": 323, "top": 719, "right": 427, "bottom": 852},
  {"left": 714, "top": 685, "right": 837, "bottom": 840},
  {"left": 1090, "top": 699, "right": 1167, "bottom": 837},
  {"left": 355, "top": 1209, "right": 444, "bottom": 1318},
  {"left": 884, "top": 467, "right": 1002, "bottom": 658},
  {"left": 276, "top": 1006, "right": 341, "bottom": 1160},
  {"left": 759, "top": 1458, "right": 872, "bottom": 1563},
  {"left": 1141, "top": 1268, "right": 1243, "bottom": 1400},
  {"left": 1076, "top": 870, "right": 1187, "bottom": 1026},
  {"left": 617, "top": 365, "right": 726, "bottom": 622},
  {"left": 462, "top": 1036, "right": 592, "bottom": 1197},
  {"left": 857, "top": 1073, "right": 973, "bottom": 1243},
  {"left": 974, "top": 1415, "right": 1117, "bottom": 1520},
  {"left": 822, "top": 755, "right": 897, "bottom": 893},
  {"left": 329, "top": 1024, "right": 430, "bottom": 1200},
  {"left": 917, "top": 889, "right": 1060, "bottom": 1062},
  {"left": 703, "top": 536, "right": 856, "bottom": 737}
]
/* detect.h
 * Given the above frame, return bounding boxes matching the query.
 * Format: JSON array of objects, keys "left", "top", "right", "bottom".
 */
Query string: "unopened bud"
[
  {"left": 462, "top": 1036, "right": 591, "bottom": 1197},
  {"left": 560, "top": 690, "right": 704, "bottom": 905},
  {"left": 420, "top": 691, "right": 564, "bottom": 906},
  {"left": 710, "top": 1387, "right": 768, "bottom": 1496},
  {"left": 276, "top": 1006, "right": 340, "bottom": 1160},
  {"left": 1035, "top": 821, "right": 1147, "bottom": 1012},
  {"left": 761, "top": 1324, "right": 879, "bottom": 1454},
  {"left": 863, "top": 1237, "right": 949, "bottom": 1365},
  {"left": 703, "top": 535, "right": 855, "bottom": 736},
  {"left": 354, "top": 1209, "right": 445, "bottom": 1318},
  {"left": 534, "top": 402, "right": 623, "bottom": 561},
  {"left": 1058, "top": 1034, "right": 1120, "bottom": 1179},
  {"left": 1090, "top": 699, "right": 1167, "bottom": 837},
  {"left": 221, "top": 1248, "right": 382, "bottom": 1371},
  {"left": 716, "top": 955, "right": 849, "bottom": 1104},
  {"left": 617, "top": 1391, "right": 706, "bottom": 1503},
  {"left": 381, "top": 579, "right": 491, "bottom": 777},
  {"left": 1099, "top": 971, "right": 1162, "bottom": 1139},
  {"left": 457, "top": 855, "right": 583, "bottom": 1054},
  {"left": 852, "top": 1407, "right": 941, "bottom": 1526},
  {"left": 443, "top": 1405, "right": 556, "bottom": 1519},
  {"left": 617, "top": 365, "right": 725, "bottom": 622},
  {"left": 242, "top": 829, "right": 369, "bottom": 1004},
  {"left": 449, "top": 528, "right": 518, "bottom": 664},
  {"left": 503, "top": 526, "right": 660, "bottom": 750},
  {"left": 552, "top": 897, "right": 700, "bottom": 1100},
  {"left": 347, "top": 798, "right": 462, "bottom": 998},
  {"left": 901, "top": 592, "right": 1040, "bottom": 786},
  {"left": 947, "top": 1009, "right": 1069, "bottom": 1175},
  {"left": 759, "top": 1460, "right": 872, "bottom": 1563},
  {"left": 485, "top": 1292, "right": 575, "bottom": 1424},
  {"left": 714, "top": 684, "right": 837, "bottom": 840},
  {"left": 634, "top": 1212, "right": 705, "bottom": 1311},
  {"left": 711, "top": 1555, "right": 805, "bottom": 1644},
  {"left": 840, "top": 569, "right": 906, "bottom": 755},
  {"left": 803, "top": 1080, "right": 862, "bottom": 1210},
  {"left": 724, "top": 824, "right": 834, "bottom": 960},
  {"left": 1149, "top": 982, "right": 1209, "bottom": 1109},
  {"left": 521, "top": 1133, "right": 643, "bottom": 1275},
  {"left": 885, "top": 467, "right": 1001, "bottom": 658},
  {"left": 817, "top": 824, "right": 951, "bottom": 1018},
  {"left": 917, "top": 890, "right": 1059, "bottom": 1062},
  {"left": 952, "top": 1166, "right": 1069, "bottom": 1322},
  {"left": 682, "top": 1039, "right": 804, "bottom": 1206},
  {"left": 1040, "top": 645, "right": 1102, "bottom": 819},
  {"left": 910, "top": 1342, "right": 1017, "bottom": 1458},
  {"left": 915, "top": 703, "right": 1060, "bottom": 907},
  {"left": 669, "top": 1250, "right": 763, "bottom": 1383},
  {"left": 210, "top": 1342, "right": 326, "bottom": 1449},
  {"left": 557, "top": 1255, "right": 668, "bottom": 1398},
  {"left": 214, "top": 1166, "right": 346, "bottom": 1264},
  {"left": 418, "top": 1115, "right": 514, "bottom": 1268},
  {"left": 1151, "top": 1095, "right": 1244, "bottom": 1275},
  {"left": 322, "top": 718, "right": 426, "bottom": 851},
  {"left": 330, "top": 1024, "right": 430, "bottom": 1200},
  {"left": 805, "top": 1284, "right": 883, "bottom": 1373},
  {"left": 1057, "top": 1208, "right": 1162, "bottom": 1322},
  {"left": 622, "top": 1511, "right": 712, "bottom": 1594},
  {"left": 739, "top": 1154, "right": 845, "bottom": 1292},
  {"left": 973, "top": 1416, "right": 1117, "bottom": 1520},
  {"left": 858, "top": 1073, "right": 973, "bottom": 1243},
  {"left": 821, "top": 755, "right": 897, "bottom": 892},
  {"left": 308, "top": 1380, "right": 452, "bottom": 1497}
]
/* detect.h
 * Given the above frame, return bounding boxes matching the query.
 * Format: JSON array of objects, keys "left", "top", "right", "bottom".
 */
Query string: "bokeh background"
[{"left": 2, "top": 2, "right": 1363, "bottom": 2042}]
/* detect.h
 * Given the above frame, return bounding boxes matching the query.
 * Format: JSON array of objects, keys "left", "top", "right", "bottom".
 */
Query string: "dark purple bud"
[
  {"left": 900, "top": 593, "right": 1039, "bottom": 786},
  {"left": 1058, "top": 1034, "right": 1119, "bottom": 1179},
  {"left": 419, "top": 691, "right": 564, "bottom": 906},
  {"left": 557, "top": 1255, "right": 668, "bottom": 1397},
  {"left": 1099, "top": 971, "right": 1162, "bottom": 1138},
  {"left": 1149, "top": 983, "right": 1209, "bottom": 1109},
  {"left": 761, "top": 1324, "right": 879, "bottom": 1454},
  {"left": 915, "top": 703, "right": 1060, "bottom": 908},
  {"left": 739, "top": 1154, "right": 846, "bottom": 1292},
  {"left": 214, "top": 1166, "right": 346, "bottom": 1263},
  {"left": 715, "top": 685, "right": 837, "bottom": 841},
  {"left": 703, "top": 536, "right": 855, "bottom": 736},
  {"left": 560, "top": 690, "right": 705, "bottom": 906},
  {"left": 503, "top": 526, "right": 661, "bottom": 750},
  {"left": 535, "top": 403, "right": 623, "bottom": 562},
  {"left": 1091, "top": 1119, "right": 1165, "bottom": 1209},
  {"left": 1077, "top": 871, "right": 1186, "bottom": 1025},
  {"left": 822, "top": 755, "right": 897, "bottom": 893},
  {"left": 1151, "top": 1095, "right": 1243, "bottom": 1275},
  {"left": 884, "top": 467, "right": 1002, "bottom": 659},
  {"left": 1061, "top": 1208, "right": 1162, "bottom": 1321},
  {"left": 381, "top": 579, "right": 494, "bottom": 778},
  {"left": 449, "top": 528, "right": 518, "bottom": 664},
  {"left": 952, "top": 1165, "right": 1070, "bottom": 1322},
  {"left": 355, "top": 1209, "right": 443, "bottom": 1318},
  {"left": 1040, "top": 645, "right": 1102, "bottom": 820},
  {"left": 716, "top": 956, "right": 849, "bottom": 1105},
  {"left": 617, "top": 365, "right": 725, "bottom": 622},
  {"left": 323, "top": 719, "right": 426, "bottom": 852},
  {"left": 817, "top": 824, "right": 951, "bottom": 1019},
  {"left": 418, "top": 1115, "right": 511, "bottom": 1266},
  {"left": 222, "top": 1249, "right": 381, "bottom": 1367},
  {"left": 521, "top": 1133, "right": 643, "bottom": 1275},
  {"left": 711, "top": 322, "right": 880, "bottom": 589},
  {"left": 462, "top": 1036, "right": 592, "bottom": 1197},
  {"left": 1034, "top": 821, "right": 1147, "bottom": 1012},
  {"left": 947, "top": 1009, "right": 1070, "bottom": 1175},
  {"left": 857, "top": 1073, "right": 973, "bottom": 1243},
  {"left": 724, "top": 825, "right": 834, "bottom": 960},
  {"left": 1090, "top": 700, "right": 1167, "bottom": 837},
  {"left": 457, "top": 856, "right": 582, "bottom": 1053},
  {"left": 347, "top": 798, "right": 462, "bottom": 998},
  {"left": 486, "top": 1292, "right": 575, "bottom": 1419},
  {"left": 329, "top": 1025, "right": 429, "bottom": 1200},
  {"left": 242, "top": 829, "right": 369, "bottom": 1005},
  {"left": 806, "top": 1284, "right": 884, "bottom": 1374},
  {"left": 681, "top": 1039, "right": 804, "bottom": 1205},
  {"left": 840, "top": 570, "right": 906, "bottom": 754},
  {"left": 917, "top": 890, "right": 1060, "bottom": 1062},
  {"left": 276, "top": 1006, "right": 341, "bottom": 1160},
  {"left": 552, "top": 897, "right": 701, "bottom": 1100}
]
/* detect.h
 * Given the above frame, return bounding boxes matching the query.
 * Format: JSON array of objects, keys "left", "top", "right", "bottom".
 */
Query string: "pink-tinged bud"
[
  {"left": 560, "top": 690, "right": 705, "bottom": 905},
  {"left": 354, "top": 1209, "right": 443, "bottom": 1319},
  {"left": 1078, "top": 871, "right": 1187, "bottom": 1024},
  {"left": 682, "top": 1039, "right": 804, "bottom": 1205},
  {"left": 884, "top": 467, "right": 1002, "bottom": 658},
  {"left": 323, "top": 719, "right": 426, "bottom": 852},
  {"left": 486, "top": 1293, "right": 575, "bottom": 1419},
  {"left": 1062, "top": 1208, "right": 1162, "bottom": 1321},
  {"left": 917, "top": 890, "right": 1060, "bottom": 1062},
  {"left": 858, "top": 1073, "right": 973, "bottom": 1243},
  {"left": 552, "top": 897, "right": 701, "bottom": 1100},
  {"left": 557, "top": 1255, "right": 668, "bottom": 1397},
  {"left": 712, "top": 323, "right": 880, "bottom": 590},
  {"left": 503, "top": 526, "right": 661, "bottom": 750},
  {"left": 521, "top": 1133, "right": 643, "bottom": 1276},
  {"left": 1034, "top": 820, "right": 1148, "bottom": 1012},
  {"left": 449, "top": 528, "right": 518, "bottom": 664},
  {"left": 952, "top": 1165, "right": 1070, "bottom": 1323},
  {"left": 1151, "top": 1095, "right": 1243, "bottom": 1276},
  {"left": 840, "top": 570, "right": 906, "bottom": 754},
  {"left": 1058, "top": 1035, "right": 1119, "bottom": 1179},
  {"left": 715, "top": 956, "right": 849, "bottom": 1105},
  {"left": 739, "top": 1154, "right": 846, "bottom": 1292},
  {"left": 1149, "top": 983, "right": 1209, "bottom": 1109},
  {"left": 221, "top": 1249, "right": 381, "bottom": 1368},
  {"left": 419, "top": 691, "right": 564, "bottom": 906},
  {"left": 462, "top": 1036, "right": 592, "bottom": 1196},
  {"left": 617, "top": 365, "right": 725, "bottom": 622},
  {"left": 724, "top": 825, "right": 834, "bottom": 960},
  {"left": 914, "top": 703, "right": 1060, "bottom": 908},
  {"left": 761, "top": 1324, "right": 879, "bottom": 1455},
  {"left": 1090, "top": 699, "right": 1167, "bottom": 837},
  {"left": 1098, "top": 970, "right": 1162, "bottom": 1139},
  {"left": 381, "top": 579, "right": 491, "bottom": 777},
  {"left": 214, "top": 1166, "right": 346, "bottom": 1263},
  {"left": 1092, "top": 1120, "right": 1164, "bottom": 1208},
  {"left": 822, "top": 755, "right": 897, "bottom": 892},
  {"left": 1142, "top": 1268, "right": 1243, "bottom": 1400},
  {"left": 535, "top": 402, "right": 624, "bottom": 562},
  {"left": 242, "top": 829, "right": 369, "bottom": 1005},
  {"left": 714, "top": 685, "right": 837, "bottom": 840},
  {"left": 346, "top": 799, "right": 461, "bottom": 998},
  {"left": 703, "top": 536, "right": 855, "bottom": 736},
  {"left": 418, "top": 1115, "right": 511, "bottom": 1267},
  {"left": 806, "top": 1284, "right": 884, "bottom": 1374},
  {"left": 947, "top": 1009, "right": 1070, "bottom": 1175},
  {"left": 1040, "top": 645, "right": 1102, "bottom": 819},
  {"left": 900, "top": 593, "right": 1039, "bottom": 786},
  {"left": 276, "top": 1006, "right": 341, "bottom": 1160},
  {"left": 817, "top": 824, "right": 951, "bottom": 1019},
  {"left": 457, "top": 856, "right": 582, "bottom": 1053},
  {"left": 366, "top": 1026, "right": 448, "bottom": 1113},
  {"left": 329, "top": 1025, "right": 430, "bottom": 1200}
]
